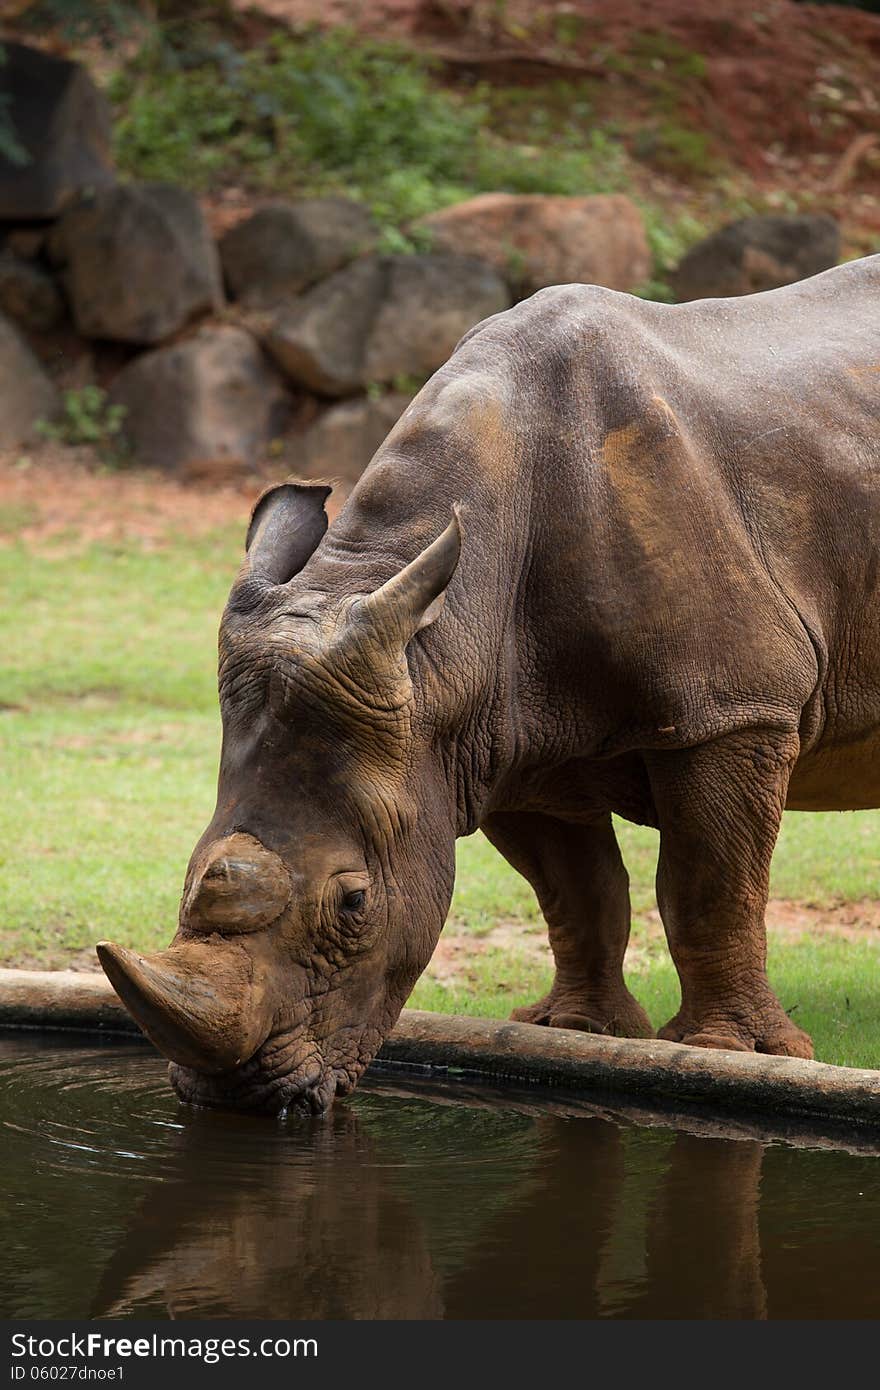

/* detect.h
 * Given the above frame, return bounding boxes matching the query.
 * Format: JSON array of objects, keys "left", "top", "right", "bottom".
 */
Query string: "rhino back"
[
  {"left": 435, "top": 260, "right": 880, "bottom": 755},
  {"left": 314, "top": 258, "right": 880, "bottom": 765}
]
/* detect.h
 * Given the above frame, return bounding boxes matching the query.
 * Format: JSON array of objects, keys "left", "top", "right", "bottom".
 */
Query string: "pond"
[{"left": 1, "top": 1035, "right": 878, "bottom": 1320}]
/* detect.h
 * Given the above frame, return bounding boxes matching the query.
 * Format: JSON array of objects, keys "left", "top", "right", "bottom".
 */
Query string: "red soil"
[{"left": 233, "top": 0, "right": 880, "bottom": 184}]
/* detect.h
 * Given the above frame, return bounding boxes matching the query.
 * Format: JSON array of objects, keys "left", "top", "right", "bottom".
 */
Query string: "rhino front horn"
[{"left": 96, "top": 937, "right": 275, "bottom": 1074}]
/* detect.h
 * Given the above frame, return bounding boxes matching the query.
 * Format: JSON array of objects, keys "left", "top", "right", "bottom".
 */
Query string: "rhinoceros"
[{"left": 98, "top": 256, "right": 879, "bottom": 1112}]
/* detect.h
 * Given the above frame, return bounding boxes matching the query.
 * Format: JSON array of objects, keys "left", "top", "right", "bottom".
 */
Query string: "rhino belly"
[{"left": 787, "top": 729, "right": 880, "bottom": 810}]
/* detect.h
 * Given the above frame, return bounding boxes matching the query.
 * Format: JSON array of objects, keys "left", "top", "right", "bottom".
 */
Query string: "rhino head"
[{"left": 98, "top": 480, "right": 462, "bottom": 1114}]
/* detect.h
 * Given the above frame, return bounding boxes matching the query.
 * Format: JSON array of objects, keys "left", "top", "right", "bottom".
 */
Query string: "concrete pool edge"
[
  {"left": 1, "top": 966, "right": 879, "bottom": 1131},
  {"left": 377, "top": 1010, "right": 880, "bottom": 1132}
]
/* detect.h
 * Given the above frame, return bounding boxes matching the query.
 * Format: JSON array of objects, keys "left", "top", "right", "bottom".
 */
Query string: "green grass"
[
  {"left": 412, "top": 847, "right": 880, "bottom": 1070},
  {"left": 0, "top": 527, "right": 237, "bottom": 965},
  {"left": 1, "top": 526, "right": 878, "bottom": 1066},
  {"left": 443, "top": 813, "right": 880, "bottom": 934}
]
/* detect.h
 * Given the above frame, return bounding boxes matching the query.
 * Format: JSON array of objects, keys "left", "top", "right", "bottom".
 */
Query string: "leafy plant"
[
  {"left": 636, "top": 205, "right": 709, "bottom": 300},
  {"left": 109, "top": 29, "right": 630, "bottom": 228},
  {"left": 38, "top": 386, "right": 128, "bottom": 462},
  {"left": 374, "top": 223, "right": 436, "bottom": 256},
  {"left": 111, "top": 30, "right": 485, "bottom": 221},
  {"left": 633, "top": 122, "right": 718, "bottom": 179},
  {"left": 606, "top": 30, "right": 707, "bottom": 85}
]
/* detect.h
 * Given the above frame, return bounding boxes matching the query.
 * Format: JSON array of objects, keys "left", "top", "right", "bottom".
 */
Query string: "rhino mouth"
[
  {"left": 166, "top": 1029, "right": 373, "bottom": 1116},
  {"left": 96, "top": 923, "right": 383, "bottom": 1116},
  {"left": 166, "top": 1032, "right": 337, "bottom": 1116}
]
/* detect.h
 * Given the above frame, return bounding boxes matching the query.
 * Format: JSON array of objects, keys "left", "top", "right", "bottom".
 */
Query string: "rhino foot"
[
  {"left": 658, "top": 1006, "right": 814, "bottom": 1059},
  {"left": 510, "top": 986, "right": 653, "bottom": 1039}
]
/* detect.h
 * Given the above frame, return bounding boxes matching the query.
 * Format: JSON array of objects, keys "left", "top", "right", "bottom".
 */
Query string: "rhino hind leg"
[
  {"left": 645, "top": 727, "right": 814, "bottom": 1059},
  {"left": 481, "top": 811, "right": 653, "bottom": 1039}
]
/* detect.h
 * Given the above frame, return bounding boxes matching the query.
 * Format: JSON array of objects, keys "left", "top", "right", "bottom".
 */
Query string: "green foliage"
[
  {"left": 473, "top": 127, "right": 625, "bottom": 198},
  {"left": 374, "top": 222, "right": 436, "bottom": 257},
  {"left": 629, "top": 31, "right": 707, "bottom": 81},
  {"left": 632, "top": 278, "right": 676, "bottom": 304},
  {"left": 633, "top": 122, "right": 718, "bottom": 179},
  {"left": 109, "top": 30, "right": 628, "bottom": 227},
  {"left": 599, "top": 30, "right": 720, "bottom": 184},
  {"left": 390, "top": 372, "right": 428, "bottom": 396},
  {"left": 633, "top": 205, "right": 708, "bottom": 301},
  {"left": 366, "top": 372, "right": 427, "bottom": 401},
  {"left": 110, "top": 30, "right": 480, "bottom": 222},
  {"left": 102, "top": 24, "right": 661, "bottom": 286},
  {"left": 37, "top": 387, "right": 128, "bottom": 463},
  {"left": 14, "top": 0, "right": 140, "bottom": 42},
  {"left": 481, "top": 79, "right": 596, "bottom": 143},
  {"left": 607, "top": 30, "right": 707, "bottom": 84}
]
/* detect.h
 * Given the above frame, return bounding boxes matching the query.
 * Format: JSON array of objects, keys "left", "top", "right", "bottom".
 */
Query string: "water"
[{"left": 1, "top": 1035, "right": 878, "bottom": 1320}]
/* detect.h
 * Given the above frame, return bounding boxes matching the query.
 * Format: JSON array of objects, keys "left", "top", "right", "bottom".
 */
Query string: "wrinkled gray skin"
[{"left": 99, "top": 256, "right": 880, "bottom": 1112}]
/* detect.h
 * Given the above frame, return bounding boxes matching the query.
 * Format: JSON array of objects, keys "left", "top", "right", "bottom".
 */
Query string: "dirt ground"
[
  {"left": 0, "top": 445, "right": 253, "bottom": 548},
  {"left": 427, "top": 898, "right": 880, "bottom": 990},
  {"left": 0, "top": 445, "right": 352, "bottom": 552},
  {"left": 230, "top": 0, "right": 880, "bottom": 229}
]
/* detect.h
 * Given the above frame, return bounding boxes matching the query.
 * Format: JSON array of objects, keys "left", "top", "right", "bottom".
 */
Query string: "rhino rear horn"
[{"left": 356, "top": 507, "right": 462, "bottom": 645}]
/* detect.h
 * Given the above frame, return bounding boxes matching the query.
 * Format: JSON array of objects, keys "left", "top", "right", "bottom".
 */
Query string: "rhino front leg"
[
  {"left": 481, "top": 811, "right": 653, "bottom": 1038},
  {"left": 645, "top": 727, "right": 813, "bottom": 1058}
]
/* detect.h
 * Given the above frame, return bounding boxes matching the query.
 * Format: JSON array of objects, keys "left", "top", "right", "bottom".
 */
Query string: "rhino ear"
[
  {"left": 245, "top": 480, "right": 331, "bottom": 585},
  {"left": 356, "top": 507, "right": 462, "bottom": 646}
]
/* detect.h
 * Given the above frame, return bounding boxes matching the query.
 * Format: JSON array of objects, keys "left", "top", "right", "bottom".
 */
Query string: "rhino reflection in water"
[
  {"left": 93, "top": 1103, "right": 445, "bottom": 1320},
  {"left": 435, "top": 1118, "right": 767, "bottom": 1319},
  {"left": 92, "top": 1102, "right": 770, "bottom": 1320},
  {"left": 98, "top": 258, "right": 880, "bottom": 1112}
]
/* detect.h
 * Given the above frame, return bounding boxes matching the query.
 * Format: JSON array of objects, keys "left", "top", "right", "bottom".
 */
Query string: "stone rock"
[
  {"left": 415, "top": 192, "right": 651, "bottom": 295},
  {"left": 3, "top": 226, "right": 47, "bottom": 260},
  {"left": 294, "top": 392, "right": 413, "bottom": 485},
  {"left": 49, "top": 183, "right": 223, "bottom": 344},
  {"left": 264, "top": 254, "right": 510, "bottom": 396},
  {"left": 0, "top": 313, "right": 59, "bottom": 446},
  {"left": 0, "top": 252, "right": 65, "bottom": 332},
  {"left": 264, "top": 258, "right": 382, "bottom": 396},
  {"left": 0, "top": 42, "right": 114, "bottom": 220},
  {"left": 670, "top": 215, "right": 841, "bottom": 301},
  {"left": 219, "top": 199, "right": 376, "bottom": 308},
  {"left": 364, "top": 256, "right": 510, "bottom": 383},
  {"left": 109, "top": 325, "right": 290, "bottom": 473}
]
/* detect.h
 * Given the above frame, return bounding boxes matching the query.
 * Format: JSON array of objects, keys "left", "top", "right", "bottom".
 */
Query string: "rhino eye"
[{"left": 342, "top": 889, "right": 366, "bottom": 913}]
